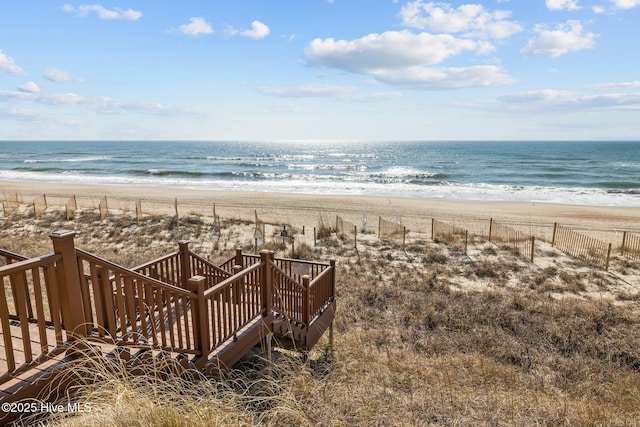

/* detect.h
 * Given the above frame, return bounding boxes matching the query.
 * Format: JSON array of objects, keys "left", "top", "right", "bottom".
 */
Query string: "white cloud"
[
  {"left": 305, "top": 31, "right": 480, "bottom": 73},
  {"left": 499, "top": 88, "right": 640, "bottom": 110},
  {"left": 256, "top": 83, "right": 402, "bottom": 103},
  {"left": 241, "top": 21, "right": 270, "bottom": 39},
  {"left": 227, "top": 21, "right": 271, "bottom": 39},
  {"left": 18, "top": 82, "right": 40, "bottom": 94},
  {"left": 520, "top": 21, "right": 597, "bottom": 57},
  {"left": 43, "top": 68, "right": 80, "bottom": 82},
  {"left": 610, "top": 0, "right": 640, "bottom": 9},
  {"left": 399, "top": 1, "right": 523, "bottom": 39},
  {"left": 179, "top": 17, "right": 213, "bottom": 36},
  {"left": 256, "top": 84, "right": 357, "bottom": 98},
  {"left": 374, "top": 65, "right": 516, "bottom": 89},
  {"left": 0, "top": 89, "right": 194, "bottom": 116},
  {"left": 304, "top": 30, "right": 513, "bottom": 89},
  {"left": 593, "top": 5, "right": 606, "bottom": 13},
  {"left": 546, "top": 0, "right": 581, "bottom": 11},
  {"left": 586, "top": 80, "right": 640, "bottom": 89},
  {"left": 0, "top": 107, "right": 46, "bottom": 121},
  {"left": 0, "top": 50, "right": 24, "bottom": 75},
  {"left": 62, "top": 4, "right": 142, "bottom": 20}
]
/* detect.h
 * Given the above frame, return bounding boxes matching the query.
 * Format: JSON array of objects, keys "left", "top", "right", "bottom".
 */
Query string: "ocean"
[{"left": 0, "top": 140, "right": 638, "bottom": 207}]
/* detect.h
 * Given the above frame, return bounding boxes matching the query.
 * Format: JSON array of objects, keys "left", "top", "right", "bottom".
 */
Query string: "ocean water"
[{"left": 0, "top": 140, "right": 638, "bottom": 206}]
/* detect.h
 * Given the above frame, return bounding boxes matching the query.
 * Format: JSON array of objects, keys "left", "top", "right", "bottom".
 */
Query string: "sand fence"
[{"left": 1, "top": 191, "right": 639, "bottom": 271}]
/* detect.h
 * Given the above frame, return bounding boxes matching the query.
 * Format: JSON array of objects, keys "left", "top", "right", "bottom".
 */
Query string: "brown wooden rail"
[
  {"left": 0, "top": 231, "right": 336, "bottom": 408},
  {"left": 0, "top": 253, "right": 66, "bottom": 379}
]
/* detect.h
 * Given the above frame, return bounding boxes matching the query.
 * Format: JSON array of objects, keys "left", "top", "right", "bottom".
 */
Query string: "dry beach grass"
[{"left": 1, "top": 185, "right": 640, "bottom": 426}]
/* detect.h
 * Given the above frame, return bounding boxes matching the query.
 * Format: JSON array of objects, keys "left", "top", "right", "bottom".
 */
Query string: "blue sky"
[{"left": 1, "top": 0, "right": 640, "bottom": 141}]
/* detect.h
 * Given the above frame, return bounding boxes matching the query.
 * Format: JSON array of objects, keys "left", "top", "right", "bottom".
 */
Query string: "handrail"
[
  {"left": 0, "top": 252, "right": 66, "bottom": 374},
  {"left": 308, "top": 264, "right": 332, "bottom": 288},
  {"left": 203, "top": 262, "right": 262, "bottom": 298},
  {"left": 77, "top": 249, "right": 193, "bottom": 297},
  {"left": 131, "top": 251, "right": 180, "bottom": 272},
  {"left": 270, "top": 261, "right": 306, "bottom": 292},
  {"left": 188, "top": 251, "right": 232, "bottom": 279},
  {"left": 0, "top": 254, "right": 61, "bottom": 275},
  {"left": 0, "top": 248, "right": 28, "bottom": 263}
]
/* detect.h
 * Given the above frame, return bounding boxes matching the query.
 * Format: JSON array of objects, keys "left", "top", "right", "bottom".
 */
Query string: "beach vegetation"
[{"left": 2, "top": 207, "right": 640, "bottom": 426}]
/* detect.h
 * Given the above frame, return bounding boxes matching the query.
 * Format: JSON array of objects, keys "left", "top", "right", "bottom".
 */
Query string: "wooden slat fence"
[
  {"left": 255, "top": 211, "right": 266, "bottom": 244},
  {"left": 2, "top": 194, "right": 20, "bottom": 217},
  {"left": 432, "top": 219, "right": 468, "bottom": 255},
  {"left": 552, "top": 223, "right": 612, "bottom": 270},
  {"left": 489, "top": 219, "right": 535, "bottom": 262},
  {"left": 99, "top": 196, "right": 108, "bottom": 220},
  {"left": 65, "top": 195, "right": 77, "bottom": 221},
  {"left": 378, "top": 216, "right": 407, "bottom": 248},
  {"left": 33, "top": 195, "right": 47, "bottom": 218},
  {"left": 621, "top": 231, "right": 640, "bottom": 262},
  {"left": 335, "top": 216, "right": 357, "bottom": 247},
  {"left": 0, "top": 254, "right": 67, "bottom": 379}
]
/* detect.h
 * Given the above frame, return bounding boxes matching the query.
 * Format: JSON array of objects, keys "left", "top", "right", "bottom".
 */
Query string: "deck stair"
[{"left": 0, "top": 232, "right": 336, "bottom": 425}]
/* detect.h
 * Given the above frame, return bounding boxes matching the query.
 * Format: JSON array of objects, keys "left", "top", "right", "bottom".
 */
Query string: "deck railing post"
[
  {"left": 260, "top": 250, "right": 273, "bottom": 317},
  {"left": 302, "top": 275, "right": 311, "bottom": 326},
  {"left": 188, "top": 275, "right": 209, "bottom": 355},
  {"left": 49, "top": 230, "right": 88, "bottom": 338},
  {"left": 235, "top": 248, "right": 243, "bottom": 268},
  {"left": 178, "top": 240, "right": 191, "bottom": 289}
]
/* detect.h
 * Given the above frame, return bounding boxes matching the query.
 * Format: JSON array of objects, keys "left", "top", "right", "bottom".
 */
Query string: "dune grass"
[{"left": 2, "top": 208, "right": 640, "bottom": 426}]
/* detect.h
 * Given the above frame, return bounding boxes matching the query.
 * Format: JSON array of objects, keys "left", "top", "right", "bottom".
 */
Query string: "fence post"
[
  {"left": 605, "top": 243, "right": 612, "bottom": 271},
  {"left": 378, "top": 216, "right": 381, "bottom": 239},
  {"left": 530, "top": 237, "right": 535, "bottom": 263},
  {"left": 174, "top": 197, "right": 179, "bottom": 225},
  {"left": 552, "top": 223, "right": 558, "bottom": 246},
  {"left": 402, "top": 226, "right": 406, "bottom": 251},
  {"left": 354, "top": 225, "right": 358, "bottom": 249},
  {"left": 314, "top": 227, "right": 317, "bottom": 247},
  {"left": 464, "top": 230, "right": 468, "bottom": 255},
  {"left": 178, "top": 240, "right": 191, "bottom": 288},
  {"left": 431, "top": 218, "right": 435, "bottom": 240},
  {"left": 49, "top": 230, "right": 88, "bottom": 338},
  {"left": 621, "top": 231, "right": 627, "bottom": 256},
  {"left": 260, "top": 250, "right": 273, "bottom": 317},
  {"left": 136, "top": 199, "right": 142, "bottom": 225},
  {"left": 489, "top": 218, "right": 493, "bottom": 241},
  {"left": 188, "top": 275, "right": 209, "bottom": 355}
]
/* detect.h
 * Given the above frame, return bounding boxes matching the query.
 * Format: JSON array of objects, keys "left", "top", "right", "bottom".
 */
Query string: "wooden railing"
[
  {"left": 0, "top": 248, "right": 28, "bottom": 265},
  {"left": 0, "top": 253, "right": 67, "bottom": 378},
  {"left": 133, "top": 251, "right": 183, "bottom": 288},
  {"left": 0, "top": 232, "right": 336, "bottom": 381},
  {"left": 221, "top": 250, "right": 331, "bottom": 283},
  {"left": 133, "top": 242, "right": 232, "bottom": 290},
  {"left": 77, "top": 249, "right": 200, "bottom": 355},
  {"left": 192, "top": 260, "right": 265, "bottom": 354}
]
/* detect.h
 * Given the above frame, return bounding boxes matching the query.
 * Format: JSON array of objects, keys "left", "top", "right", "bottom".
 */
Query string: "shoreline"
[{"left": 2, "top": 180, "right": 639, "bottom": 240}]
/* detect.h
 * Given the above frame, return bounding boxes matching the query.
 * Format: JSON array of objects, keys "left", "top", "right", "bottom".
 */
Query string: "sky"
[{"left": 1, "top": 0, "right": 640, "bottom": 141}]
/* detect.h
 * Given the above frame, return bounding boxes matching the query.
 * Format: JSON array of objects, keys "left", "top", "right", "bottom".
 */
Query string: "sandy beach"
[
  {"left": 2, "top": 180, "right": 639, "bottom": 245},
  {"left": 2, "top": 178, "right": 640, "bottom": 426}
]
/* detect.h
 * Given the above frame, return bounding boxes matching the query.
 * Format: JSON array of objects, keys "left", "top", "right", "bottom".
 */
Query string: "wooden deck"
[{"left": 0, "top": 234, "right": 336, "bottom": 424}]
